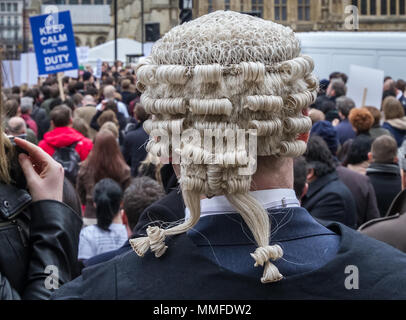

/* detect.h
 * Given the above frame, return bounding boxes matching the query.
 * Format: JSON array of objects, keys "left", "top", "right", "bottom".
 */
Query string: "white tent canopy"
[{"left": 87, "top": 38, "right": 154, "bottom": 68}]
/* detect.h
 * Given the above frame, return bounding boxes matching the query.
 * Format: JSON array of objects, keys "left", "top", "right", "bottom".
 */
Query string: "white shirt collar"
[
  {"left": 397, "top": 91, "right": 403, "bottom": 100},
  {"left": 185, "top": 189, "right": 299, "bottom": 220}
]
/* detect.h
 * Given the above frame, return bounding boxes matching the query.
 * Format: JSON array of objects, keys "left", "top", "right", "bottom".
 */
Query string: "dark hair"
[
  {"left": 315, "top": 96, "right": 335, "bottom": 114},
  {"left": 345, "top": 135, "right": 372, "bottom": 165},
  {"left": 4, "top": 99, "right": 19, "bottom": 118},
  {"left": 93, "top": 178, "right": 123, "bottom": 231},
  {"left": 63, "top": 178, "right": 82, "bottom": 217},
  {"left": 304, "top": 136, "right": 335, "bottom": 177},
  {"left": 293, "top": 157, "right": 307, "bottom": 200},
  {"left": 74, "top": 81, "right": 85, "bottom": 92},
  {"left": 396, "top": 79, "right": 406, "bottom": 92},
  {"left": 50, "top": 105, "right": 72, "bottom": 127},
  {"left": 11, "top": 85, "right": 20, "bottom": 94},
  {"left": 50, "top": 86, "right": 60, "bottom": 99},
  {"left": 364, "top": 106, "right": 381, "bottom": 127},
  {"left": 85, "top": 86, "right": 98, "bottom": 98},
  {"left": 123, "top": 177, "right": 165, "bottom": 230},
  {"left": 49, "top": 97, "right": 63, "bottom": 111},
  {"left": 134, "top": 103, "right": 148, "bottom": 123},
  {"left": 41, "top": 85, "right": 51, "bottom": 100},
  {"left": 105, "top": 100, "right": 118, "bottom": 113}
]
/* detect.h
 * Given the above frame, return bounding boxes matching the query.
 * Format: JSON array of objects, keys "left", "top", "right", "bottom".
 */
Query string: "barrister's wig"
[{"left": 130, "top": 11, "right": 318, "bottom": 283}]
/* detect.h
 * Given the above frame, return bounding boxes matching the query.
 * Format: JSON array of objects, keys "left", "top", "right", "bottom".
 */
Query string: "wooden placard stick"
[
  {"left": 57, "top": 72, "right": 65, "bottom": 101},
  {"left": 361, "top": 88, "right": 368, "bottom": 107}
]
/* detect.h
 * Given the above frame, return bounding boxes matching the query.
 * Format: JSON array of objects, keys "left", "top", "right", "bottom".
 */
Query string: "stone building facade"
[
  {"left": 107, "top": 0, "right": 179, "bottom": 43},
  {"left": 193, "top": 0, "right": 406, "bottom": 32}
]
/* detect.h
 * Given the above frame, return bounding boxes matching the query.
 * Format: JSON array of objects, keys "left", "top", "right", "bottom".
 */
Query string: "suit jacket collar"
[{"left": 306, "top": 171, "right": 338, "bottom": 198}]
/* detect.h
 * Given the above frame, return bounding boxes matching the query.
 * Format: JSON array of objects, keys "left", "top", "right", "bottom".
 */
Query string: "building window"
[
  {"left": 208, "top": 0, "right": 213, "bottom": 12},
  {"left": 69, "top": 0, "right": 79, "bottom": 4},
  {"left": 370, "top": 0, "right": 377, "bottom": 14},
  {"left": 13, "top": 3, "right": 18, "bottom": 12},
  {"left": 381, "top": 0, "right": 387, "bottom": 14},
  {"left": 224, "top": 0, "right": 230, "bottom": 10},
  {"left": 360, "top": 0, "right": 367, "bottom": 14},
  {"left": 7, "top": 3, "right": 12, "bottom": 12},
  {"left": 251, "top": 0, "right": 264, "bottom": 16},
  {"left": 298, "top": 0, "right": 310, "bottom": 20},
  {"left": 401, "top": 0, "right": 405, "bottom": 14},
  {"left": 390, "top": 0, "right": 397, "bottom": 14},
  {"left": 240, "top": 0, "right": 244, "bottom": 11},
  {"left": 275, "top": 0, "right": 287, "bottom": 20},
  {"left": 0, "top": 3, "right": 4, "bottom": 12},
  {"left": 94, "top": 0, "right": 104, "bottom": 4},
  {"left": 82, "top": 0, "right": 91, "bottom": 4}
]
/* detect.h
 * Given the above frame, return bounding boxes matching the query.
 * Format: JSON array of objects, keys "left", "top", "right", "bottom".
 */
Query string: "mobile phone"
[{"left": 7, "top": 135, "right": 29, "bottom": 156}]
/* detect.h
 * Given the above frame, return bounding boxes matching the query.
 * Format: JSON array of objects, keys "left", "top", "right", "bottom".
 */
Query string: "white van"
[{"left": 296, "top": 32, "right": 406, "bottom": 80}]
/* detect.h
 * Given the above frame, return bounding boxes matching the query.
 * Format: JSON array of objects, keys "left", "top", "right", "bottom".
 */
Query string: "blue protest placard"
[{"left": 29, "top": 11, "right": 78, "bottom": 75}]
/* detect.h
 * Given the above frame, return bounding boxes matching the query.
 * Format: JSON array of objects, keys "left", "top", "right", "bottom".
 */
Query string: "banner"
[{"left": 29, "top": 10, "right": 78, "bottom": 75}]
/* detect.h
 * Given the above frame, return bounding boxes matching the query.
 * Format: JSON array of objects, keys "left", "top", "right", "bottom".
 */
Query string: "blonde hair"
[
  {"left": 100, "top": 121, "right": 119, "bottom": 139},
  {"left": 130, "top": 11, "right": 317, "bottom": 283}
]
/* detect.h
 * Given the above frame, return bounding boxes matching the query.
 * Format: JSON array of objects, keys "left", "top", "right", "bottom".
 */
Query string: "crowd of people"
[{"left": 1, "top": 10, "right": 406, "bottom": 300}]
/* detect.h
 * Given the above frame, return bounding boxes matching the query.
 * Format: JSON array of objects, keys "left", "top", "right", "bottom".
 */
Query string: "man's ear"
[
  {"left": 394, "top": 156, "right": 399, "bottom": 164},
  {"left": 368, "top": 152, "right": 373, "bottom": 162},
  {"left": 301, "top": 183, "right": 309, "bottom": 200},
  {"left": 306, "top": 168, "right": 315, "bottom": 182},
  {"left": 68, "top": 118, "right": 73, "bottom": 127}
]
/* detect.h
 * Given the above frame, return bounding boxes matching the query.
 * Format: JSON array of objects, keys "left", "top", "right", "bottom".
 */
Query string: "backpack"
[{"left": 52, "top": 142, "right": 80, "bottom": 184}]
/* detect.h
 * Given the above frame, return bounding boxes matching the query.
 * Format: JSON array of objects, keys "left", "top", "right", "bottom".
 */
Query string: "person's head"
[
  {"left": 134, "top": 103, "right": 148, "bottom": 123},
  {"left": 345, "top": 135, "right": 372, "bottom": 165},
  {"left": 82, "top": 94, "right": 96, "bottom": 107},
  {"left": 336, "top": 96, "right": 355, "bottom": 119},
  {"left": 304, "top": 135, "right": 335, "bottom": 181},
  {"left": 20, "top": 96, "right": 34, "bottom": 115},
  {"left": 6, "top": 116, "right": 27, "bottom": 136},
  {"left": 121, "top": 79, "right": 131, "bottom": 91},
  {"left": 308, "top": 108, "right": 325, "bottom": 124},
  {"left": 293, "top": 156, "right": 308, "bottom": 200},
  {"left": 83, "top": 71, "right": 93, "bottom": 83},
  {"left": 104, "top": 100, "right": 118, "bottom": 113},
  {"left": 72, "top": 117, "right": 90, "bottom": 138},
  {"left": 98, "top": 109, "right": 119, "bottom": 128},
  {"left": 133, "top": 11, "right": 318, "bottom": 283},
  {"left": 103, "top": 85, "right": 116, "bottom": 100},
  {"left": 329, "top": 72, "right": 347, "bottom": 84},
  {"left": 314, "top": 95, "right": 335, "bottom": 115},
  {"left": 348, "top": 107, "right": 374, "bottom": 134},
  {"left": 310, "top": 120, "right": 339, "bottom": 155},
  {"left": 11, "top": 85, "right": 20, "bottom": 95},
  {"left": 4, "top": 99, "right": 19, "bottom": 118},
  {"left": 369, "top": 135, "right": 398, "bottom": 164},
  {"left": 50, "top": 86, "right": 60, "bottom": 99},
  {"left": 84, "top": 130, "right": 129, "bottom": 184},
  {"left": 364, "top": 106, "right": 381, "bottom": 127},
  {"left": 50, "top": 105, "right": 73, "bottom": 128},
  {"left": 396, "top": 79, "right": 406, "bottom": 94},
  {"left": 326, "top": 78, "right": 346, "bottom": 98},
  {"left": 123, "top": 177, "right": 165, "bottom": 230},
  {"left": 383, "top": 78, "right": 396, "bottom": 94},
  {"left": 93, "top": 178, "right": 123, "bottom": 231},
  {"left": 100, "top": 121, "right": 119, "bottom": 139},
  {"left": 72, "top": 93, "right": 83, "bottom": 108},
  {"left": 382, "top": 96, "right": 404, "bottom": 120}
]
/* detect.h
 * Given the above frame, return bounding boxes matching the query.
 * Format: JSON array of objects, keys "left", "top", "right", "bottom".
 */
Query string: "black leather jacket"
[{"left": 0, "top": 182, "right": 82, "bottom": 299}]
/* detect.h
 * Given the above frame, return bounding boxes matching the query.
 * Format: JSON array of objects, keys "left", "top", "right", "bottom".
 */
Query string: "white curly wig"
[{"left": 130, "top": 11, "right": 318, "bottom": 283}]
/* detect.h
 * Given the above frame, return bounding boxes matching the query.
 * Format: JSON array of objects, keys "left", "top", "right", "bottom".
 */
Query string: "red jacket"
[{"left": 39, "top": 127, "right": 93, "bottom": 161}]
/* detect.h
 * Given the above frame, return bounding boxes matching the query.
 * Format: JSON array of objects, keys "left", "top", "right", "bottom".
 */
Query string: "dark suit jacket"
[
  {"left": 302, "top": 171, "right": 357, "bottom": 229},
  {"left": 122, "top": 121, "right": 149, "bottom": 176},
  {"left": 336, "top": 165, "right": 380, "bottom": 227}
]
